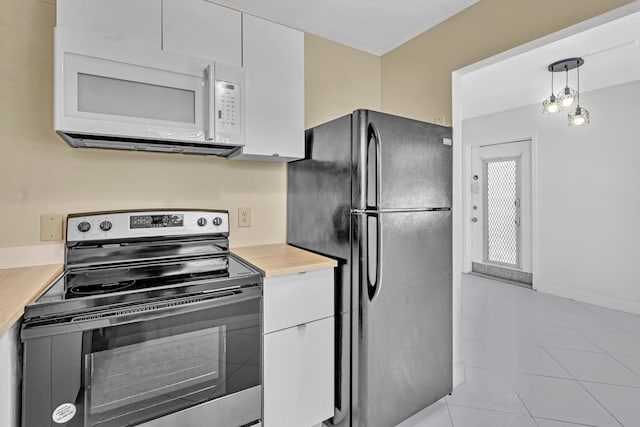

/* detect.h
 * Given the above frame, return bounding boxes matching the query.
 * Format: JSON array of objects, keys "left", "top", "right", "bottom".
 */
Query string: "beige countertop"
[
  {"left": 232, "top": 244, "right": 337, "bottom": 278},
  {"left": 0, "top": 264, "right": 63, "bottom": 336},
  {"left": 0, "top": 245, "right": 335, "bottom": 335}
]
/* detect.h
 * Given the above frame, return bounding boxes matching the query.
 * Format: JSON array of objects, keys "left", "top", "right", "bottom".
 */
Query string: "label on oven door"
[{"left": 52, "top": 403, "right": 76, "bottom": 424}]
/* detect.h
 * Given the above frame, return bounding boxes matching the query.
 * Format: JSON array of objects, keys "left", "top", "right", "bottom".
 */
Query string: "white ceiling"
[
  {"left": 461, "top": 9, "right": 640, "bottom": 120},
  {"left": 211, "top": 0, "right": 480, "bottom": 55}
]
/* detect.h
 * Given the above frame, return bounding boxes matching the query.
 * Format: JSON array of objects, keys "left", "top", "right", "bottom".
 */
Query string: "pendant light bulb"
[
  {"left": 542, "top": 94, "right": 562, "bottom": 114},
  {"left": 568, "top": 106, "right": 590, "bottom": 126},
  {"left": 557, "top": 68, "right": 577, "bottom": 108}
]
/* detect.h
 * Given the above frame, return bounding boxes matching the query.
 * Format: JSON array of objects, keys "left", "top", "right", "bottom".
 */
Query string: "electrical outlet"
[
  {"left": 238, "top": 207, "right": 251, "bottom": 228},
  {"left": 40, "top": 214, "right": 64, "bottom": 241}
]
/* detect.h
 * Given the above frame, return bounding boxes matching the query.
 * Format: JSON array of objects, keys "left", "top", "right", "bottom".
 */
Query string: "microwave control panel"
[{"left": 215, "top": 80, "right": 241, "bottom": 136}]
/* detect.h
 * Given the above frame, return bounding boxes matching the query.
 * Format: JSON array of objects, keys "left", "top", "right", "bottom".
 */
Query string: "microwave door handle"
[{"left": 205, "top": 64, "right": 215, "bottom": 141}]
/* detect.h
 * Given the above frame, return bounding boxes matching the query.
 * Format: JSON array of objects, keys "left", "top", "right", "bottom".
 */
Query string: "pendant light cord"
[{"left": 576, "top": 61, "right": 580, "bottom": 105}]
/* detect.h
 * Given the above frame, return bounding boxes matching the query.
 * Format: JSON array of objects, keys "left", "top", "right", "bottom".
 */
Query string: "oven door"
[{"left": 22, "top": 287, "right": 261, "bottom": 427}]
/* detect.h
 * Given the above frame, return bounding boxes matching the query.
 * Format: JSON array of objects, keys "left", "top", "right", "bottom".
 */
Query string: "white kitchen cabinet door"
[
  {"left": 0, "top": 324, "right": 20, "bottom": 427},
  {"left": 162, "top": 0, "right": 242, "bottom": 66},
  {"left": 234, "top": 14, "right": 304, "bottom": 161},
  {"left": 56, "top": 0, "right": 161, "bottom": 48},
  {"left": 263, "top": 317, "right": 334, "bottom": 427}
]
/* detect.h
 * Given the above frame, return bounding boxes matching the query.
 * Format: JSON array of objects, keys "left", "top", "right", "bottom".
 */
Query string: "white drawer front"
[
  {"left": 263, "top": 269, "right": 334, "bottom": 333},
  {"left": 263, "top": 317, "right": 334, "bottom": 427}
]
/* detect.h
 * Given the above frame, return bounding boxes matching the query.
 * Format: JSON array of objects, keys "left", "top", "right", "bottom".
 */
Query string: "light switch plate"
[
  {"left": 238, "top": 207, "right": 251, "bottom": 228},
  {"left": 40, "top": 214, "right": 64, "bottom": 241}
]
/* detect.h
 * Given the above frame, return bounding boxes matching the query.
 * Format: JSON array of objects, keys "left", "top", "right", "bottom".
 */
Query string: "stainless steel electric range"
[{"left": 21, "top": 210, "right": 262, "bottom": 427}]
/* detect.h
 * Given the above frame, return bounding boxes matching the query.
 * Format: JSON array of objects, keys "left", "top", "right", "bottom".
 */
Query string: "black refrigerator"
[{"left": 287, "top": 110, "right": 453, "bottom": 427}]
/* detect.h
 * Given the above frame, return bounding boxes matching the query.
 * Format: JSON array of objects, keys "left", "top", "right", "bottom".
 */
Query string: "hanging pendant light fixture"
[
  {"left": 542, "top": 68, "right": 562, "bottom": 113},
  {"left": 557, "top": 64, "right": 578, "bottom": 108},
  {"left": 542, "top": 57, "right": 589, "bottom": 126},
  {"left": 568, "top": 62, "right": 590, "bottom": 126}
]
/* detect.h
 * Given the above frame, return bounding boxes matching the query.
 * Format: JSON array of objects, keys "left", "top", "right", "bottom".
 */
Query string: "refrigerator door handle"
[
  {"left": 366, "top": 123, "right": 382, "bottom": 210},
  {"left": 366, "top": 212, "right": 383, "bottom": 302}
]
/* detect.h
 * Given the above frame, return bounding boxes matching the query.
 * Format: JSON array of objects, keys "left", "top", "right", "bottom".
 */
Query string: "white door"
[{"left": 470, "top": 140, "right": 532, "bottom": 278}]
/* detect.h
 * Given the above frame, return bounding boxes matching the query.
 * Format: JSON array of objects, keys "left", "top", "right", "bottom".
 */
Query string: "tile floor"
[{"left": 397, "top": 274, "right": 640, "bottom": 427}]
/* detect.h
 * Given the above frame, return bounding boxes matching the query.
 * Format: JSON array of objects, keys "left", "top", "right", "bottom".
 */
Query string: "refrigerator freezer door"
[
  {"left": 353, "top": 210, "right": 452, "bottom": 427},
  {"left": 353, "top": 110, "right": 452, "bottom": 210}
]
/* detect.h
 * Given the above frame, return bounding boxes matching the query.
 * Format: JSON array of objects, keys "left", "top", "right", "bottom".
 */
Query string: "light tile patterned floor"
[{"left": 397, "top": 274, "right": 640, "bottom": 427}]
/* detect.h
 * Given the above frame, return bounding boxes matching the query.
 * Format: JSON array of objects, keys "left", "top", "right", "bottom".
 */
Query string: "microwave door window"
[{"left": 77, "top": 73, "right": 196, "bottom": 124}]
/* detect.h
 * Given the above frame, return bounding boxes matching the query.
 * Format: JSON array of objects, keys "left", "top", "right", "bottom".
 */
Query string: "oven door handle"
[{"left": 22, "top": 287, "right": 261, "bottom": 339}]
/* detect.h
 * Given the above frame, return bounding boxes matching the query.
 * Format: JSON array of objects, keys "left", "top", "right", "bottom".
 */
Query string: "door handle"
[
  {"left": 205, "top": 64, "right": 214, "bottom": 141},
  {"left": 366, "top": 123, "right": 382, "bottom": 210},
  {"left": 366, "top": 212, "right": 383, "bottom": 302}
]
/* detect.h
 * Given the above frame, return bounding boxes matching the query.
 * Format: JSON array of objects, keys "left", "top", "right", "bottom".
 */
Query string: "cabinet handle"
[{"left": 296, "top": 323, "right": 307, "bottom": 330}]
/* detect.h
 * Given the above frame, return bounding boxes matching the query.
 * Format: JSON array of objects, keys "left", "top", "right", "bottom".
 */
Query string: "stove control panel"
[
  {"left": 130, "top": 214, "right": 184, "bottom": 229},
  {"left": 67, "top": 210, "right": 229, "bottom": 242}
]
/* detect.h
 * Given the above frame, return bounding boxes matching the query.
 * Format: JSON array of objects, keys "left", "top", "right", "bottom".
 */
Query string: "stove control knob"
[
  {"left": 212, "top": 217, "right": 222, "bottom": 226},
  {"left": 77, "top": 221, "right": 91, "bottom": 233},
  {"left": 100, "top": 221, "right": 113, "bottom": 231},
  {"left": 197, "top": 217, "right": 207, "bottom": 227}
]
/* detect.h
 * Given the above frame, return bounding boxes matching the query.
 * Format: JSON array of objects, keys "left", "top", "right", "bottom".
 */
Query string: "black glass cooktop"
[{"left": 32, "top": 255, "right": 259, "bottom": 306}]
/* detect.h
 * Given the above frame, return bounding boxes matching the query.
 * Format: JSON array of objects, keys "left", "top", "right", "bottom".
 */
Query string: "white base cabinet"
[
  {"left": 262, "top": 269, "right": 334, "bottom": 427},
  {"left": 264, "top": 317, "right": 334, "bottom": 427},
  {"left": 0, "top": 323, "right": 20, "bottom": 427}
]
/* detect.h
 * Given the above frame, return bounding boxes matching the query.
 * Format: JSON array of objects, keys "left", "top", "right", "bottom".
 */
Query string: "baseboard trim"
[
  {"left": 536, "top": 281, "right": 640, "bottom": 316},
  {"left": 453, "top": 360, "right": 466, "bottom": 388},
  {"left": 0, "top": 244, "right": 64, "bottom": 268},
  {"left": 469, "top": 271, "right": 532, "bottom": 289},
  {"left": 471, "top": 262, "right": 532, "bottom": 286}
]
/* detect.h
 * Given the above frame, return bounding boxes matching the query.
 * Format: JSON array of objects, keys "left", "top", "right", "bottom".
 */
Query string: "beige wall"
[
  {"left": 305, "top": 33, "right": 381, "bottom": 129},
  {"left": 4, "top": 0, "right": 623, "bottom": 250},
  {"left": 0, "top": 1, "right": 382, "bottom": 252},
  {"left": 0, "top": 0, "right": 286, "bottom": 249},
  {"left": 381, "top": 0, "right": 634, "bottom": 124}
]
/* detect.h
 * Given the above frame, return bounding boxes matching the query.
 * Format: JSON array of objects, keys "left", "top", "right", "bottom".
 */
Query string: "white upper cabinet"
[
  {"left": 56, "top": 1, "right": 305, "bottom": 162},
  {"left": 56, "top": 0, "right": 161, "bottom": 48},
  {"left": 233, "top": 14, "right": 304, "bottom": 161},
  {"left": 162, "top": 0, "right": 242, "bottom": 66}
]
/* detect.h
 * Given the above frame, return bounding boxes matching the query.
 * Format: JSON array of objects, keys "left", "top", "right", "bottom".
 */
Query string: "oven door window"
[{"left": 81, "top": 296, "right": 260, "bottom": 427}]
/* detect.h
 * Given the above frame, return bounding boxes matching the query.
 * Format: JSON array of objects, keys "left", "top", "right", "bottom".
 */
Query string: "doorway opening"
[{"left": 470, "top": 139, "right": 532, "bottom": 287}]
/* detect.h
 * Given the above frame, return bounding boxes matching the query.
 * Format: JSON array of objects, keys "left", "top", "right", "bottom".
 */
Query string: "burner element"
[{"left": 68, "top": 280, "right": 136, "bottom": 297}]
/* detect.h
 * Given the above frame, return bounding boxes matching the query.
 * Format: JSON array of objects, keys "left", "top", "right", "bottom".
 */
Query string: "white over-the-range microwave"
[{"left": 54, "top": 28, "right": 245, "bottom": 157}]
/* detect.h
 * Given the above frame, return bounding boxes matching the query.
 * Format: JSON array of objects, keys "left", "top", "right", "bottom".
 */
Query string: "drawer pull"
[{"left": 296, "top": 323, "right": 307, "bottom": 330}]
